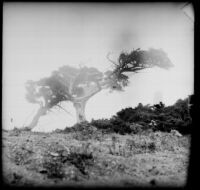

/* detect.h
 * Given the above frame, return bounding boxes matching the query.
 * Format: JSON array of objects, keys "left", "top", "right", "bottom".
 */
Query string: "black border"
[{"left": 1, "top": 0, "right": 199, "bottom": 189}]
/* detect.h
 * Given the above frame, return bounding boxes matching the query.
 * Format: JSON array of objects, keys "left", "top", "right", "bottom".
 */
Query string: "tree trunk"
[
  {"left": 73, "top": 101, "right": 87, "bottom": 123},
  {"left": 72, "top": 82, "right": 102, "bottom": 123},
  {"left": 26, "top": 106, "right": 48, "bottom": 130}
]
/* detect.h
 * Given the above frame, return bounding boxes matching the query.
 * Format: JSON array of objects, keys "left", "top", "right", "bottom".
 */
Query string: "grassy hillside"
[{"left": 3, "top": 126, "right": 190, "bottom": 187}]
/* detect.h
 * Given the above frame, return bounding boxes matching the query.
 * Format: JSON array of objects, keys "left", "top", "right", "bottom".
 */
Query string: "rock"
[
  {"left": 170, "top": 130, "right": 182, "bottom": 137},
  {"left": 49, "top": 152, "right": 59, "bottom": 157}
]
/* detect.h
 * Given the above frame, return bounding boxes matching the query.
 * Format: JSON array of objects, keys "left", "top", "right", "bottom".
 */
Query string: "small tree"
[{"left": 25, "top": 48, "right": 173, "bottom": 130}]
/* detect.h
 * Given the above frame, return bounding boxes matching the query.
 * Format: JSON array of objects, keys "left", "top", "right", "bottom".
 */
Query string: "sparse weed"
[
  {"left": 108, "top": 135, "right": 121, "bottom": 155},
  {"left": 148, "top": 142, "right": 156, "bottom": 152},
  {"left": 124, "top": 138, "right": 157, "bottom": 154},
  {"left": 66, "top": 151, "right": 94, "bottom": 175},
  {"left": 108, "top": 145, "right": 115, "bottom": 155},
  {"left": 42, "top": 152, "right": 65, "bottom": 179},
  {"left": 118, "top": 145, "right": 126, "bottom": 157},
  {"left": 12, "top": 145, "right": 34, "bottom": 166},
  {"left": 42, "top": 142, "right": 94, "bottom": 179}
]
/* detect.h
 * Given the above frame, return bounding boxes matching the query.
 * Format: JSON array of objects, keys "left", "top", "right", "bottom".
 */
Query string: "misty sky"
[{"left": 3, "top": 3, "right": 194, "bottom": 131}]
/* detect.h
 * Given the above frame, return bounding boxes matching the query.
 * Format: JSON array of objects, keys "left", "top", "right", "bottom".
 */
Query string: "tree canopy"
[
  {"left": 106, "top": 48, "right": 173, "bottom": 91},
  {"left": 25, "top": 47, "right": 173, "bottom": 128}
]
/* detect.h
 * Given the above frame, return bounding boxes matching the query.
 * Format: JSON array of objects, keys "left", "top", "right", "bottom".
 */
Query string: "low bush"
[
  {"left": 90, "top": 119, "right": 111, "bottom": 130},
  {"left": 114, "top": 97, "right": 192, "bottom": 135},
  {"left": 42, "top": 143, "right": 94, "bottom": 179},
  {"left": 90, "top": 118, "right": 132, "bottom": 135},
  {"left": 109, "top": 117, "right": 132, "bottom": 135},
  {"left": 66, "top": 152, "right": 94, "bottom": 175},
  {"left": 125, "top": 139, "right": 157, "bottom": 154},
  {"left": 42, "top": 153, "right": 65, "bottom": 179},
  {"left": 129, "top": 123, "right": 143, "bottom": 134},
  {"left": 64, "top": 96, "right": 192, "bottom": 135},
  {"left": 70, "top": 121, "right": 91, "bottom": 132},
  {"left": 148, "top": 142, "right": 156, "bottom": 152}
]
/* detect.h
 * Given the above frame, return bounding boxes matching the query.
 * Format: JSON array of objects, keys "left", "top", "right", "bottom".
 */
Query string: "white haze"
[{"left": 3, "top": 3, "right": 194, "bottom": 132}]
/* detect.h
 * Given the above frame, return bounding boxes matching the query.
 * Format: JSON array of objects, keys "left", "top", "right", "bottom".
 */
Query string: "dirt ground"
[{"left": 2, "top": 128, "right": 190, "bottom": 187}]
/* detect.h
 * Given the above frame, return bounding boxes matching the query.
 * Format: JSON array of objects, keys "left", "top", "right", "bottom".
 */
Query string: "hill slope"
[{"left": 2, "top": 127, "right": 190, "bottom": 187}]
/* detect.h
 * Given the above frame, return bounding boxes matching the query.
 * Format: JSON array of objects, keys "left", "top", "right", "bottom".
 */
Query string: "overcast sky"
[{"left": 3, "top": 3, "right": 194, "bottom": 131}]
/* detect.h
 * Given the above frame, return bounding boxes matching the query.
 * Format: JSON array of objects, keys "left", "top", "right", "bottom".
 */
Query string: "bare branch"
[
  {"left": 56, "top": 104, "right": 73, "bottom": 116},
  {"left": 57, "top": 89, "right": 72, "bottom": 101},
  {"left": 68, "top": 70, "right": 83, "bottom": 95},
  {"left": 122, "top": 66, "right": 146, "bottom": 72},
  {"left": 73, "top": 88, "right": 102, "bottom": 103},
  {"left": 106, "top": 52, "right": 118, "bottom": 66},
  {"left": 73, "top": 82, "right": 102, "bottom": 103}
]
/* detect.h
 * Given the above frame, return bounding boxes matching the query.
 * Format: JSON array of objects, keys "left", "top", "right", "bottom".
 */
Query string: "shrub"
[
  {"left": 90, "top": 118, "right": 132, "bottom": 135},
  {"left": 148, "top": 142, "right": 156, "bottom": 152},
  {"left": 116, "top": 107, "right": 136, "bottom": 122},
  {"left": 70, "top": 121, "right": 91, "bottom": 132},
  {"left": 42, "top": 144, "right": 94, "bottom": 178},
  {"left": 116, "top": 105, "right": 155, "bottom": 124},
  {"left": 129, "top": 123, "right": 143, "bottom": 134},
  {"left": 66, "top": 152, "right": 94, "bottom": 175},
  {"left": 64, "top": 96, "right": 192, "bottom": 135},
  {"left": 90, "top": 119, "right": 111, "bottom": 130},
  {"left": 42, "top": 153, "right": 65, "bottom": 179},
  {"left": 153, "top": 116, "right": 191, "bottom": 134},
  {"left": 110, "top": 117, "right": 132, "bottom": 135},
  {"left": 137, "top": 121, "right": 150, "bottom": 129},
  {"left": 53, "top": 128, "right": 64, "bottom": 133},
  {"left": 114, "top": 97, "right": 192, "bottom": 134},
  {"left": 65, "top": 121, "right": 99, "bottom": 140},
  {"left": 125, "top": 139, "right": 156, "bottom": 154}
]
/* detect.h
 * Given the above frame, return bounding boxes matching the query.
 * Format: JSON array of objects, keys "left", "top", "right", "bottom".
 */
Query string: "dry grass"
[{"left": 2, "top": 128, "right": 190, "bottom": 187}]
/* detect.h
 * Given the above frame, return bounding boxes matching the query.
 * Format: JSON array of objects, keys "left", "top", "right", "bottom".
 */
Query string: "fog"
[{"left": 3, "top": 3, "right": 194, "bottom": 131}]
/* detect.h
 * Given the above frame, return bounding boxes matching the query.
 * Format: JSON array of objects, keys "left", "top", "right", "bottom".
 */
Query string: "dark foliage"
[
  {"left": 129, "top": 122, "right": 147, "bottom": 134},
  {"left": 110, "top": 117, "right": 132, "bottom": 135},
  {"left": 90, "top": 117, "right": 132, "bottom": 135},
  {"left": 148, "top": 142, "right": 156, "bottom": 152},
  {"left": 66, "top": 152, "right": 94, "bottom": 175},
  {"left": 63, "top": 96, "right": 191, "bottom": 135},
  {"left": 42, "top": 153, "right": 65, "bottom": 179},
  {"left": 26, "top": 48, "right": 173, "bottom": 129},
  {"left": 116, "top": 97, "right": 192, "bottom": 134},
  {"left": 42, "top": 151, "right": 94, "bottom": 179},
  {"left": 90, "top": 96, "right": 192, "bottom": 135},
  {"left": 69, "top": 121, "right": 91, "bottom": 132},
  {"left": 116, "top": 104, "right": 155, "bottom": 124},
  {"left": 90, "top": 119, "right": 111, "bottom": 130}
]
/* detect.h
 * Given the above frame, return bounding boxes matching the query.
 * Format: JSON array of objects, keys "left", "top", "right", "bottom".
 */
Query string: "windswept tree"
[
  {"left": 25, "top": 48, "right": 173, "bottom": 130},
  {"left": 25, "top": 75, "right": 69, "bottom": 129}
]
